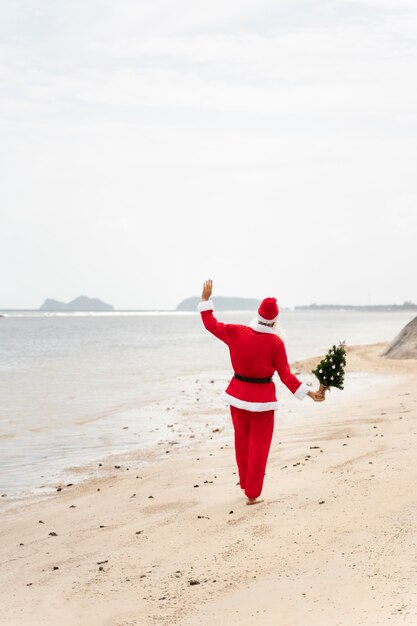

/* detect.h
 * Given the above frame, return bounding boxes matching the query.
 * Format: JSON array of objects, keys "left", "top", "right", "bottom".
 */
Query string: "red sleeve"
[
  {"left": 200, "top": 309, "right": 229, "bottom": 345},
  {"left": 274, "top": 338, "right": 303, "bottom": 395}
]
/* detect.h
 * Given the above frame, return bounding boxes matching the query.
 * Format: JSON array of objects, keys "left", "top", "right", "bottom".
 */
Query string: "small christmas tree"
[{"left": 312, "top": 342, "right": 347, "bottom": 395}]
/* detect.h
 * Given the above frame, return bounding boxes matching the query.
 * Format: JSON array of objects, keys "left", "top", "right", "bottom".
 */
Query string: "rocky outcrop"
[
  {"left": 40, "top": 296, "right": 113, "bottom": 312},
  {"left": 383, "top": 316, "right": 417, "bottom": 359}
]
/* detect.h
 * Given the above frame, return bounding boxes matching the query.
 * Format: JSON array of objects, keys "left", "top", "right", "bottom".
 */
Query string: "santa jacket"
[{"left": 198, "top": 300, "right": 309, "bottom": 411}]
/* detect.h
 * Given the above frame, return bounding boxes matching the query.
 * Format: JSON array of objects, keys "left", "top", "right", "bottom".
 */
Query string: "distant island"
[
  {"left": 295, "top": 302, "right": 417, "bottom": 312},
  {"left": 40, "top": 295, "right": 114, "bottom": 312},
  {"left": 176, "top": 296, "right": 261, "bottom": 312}
]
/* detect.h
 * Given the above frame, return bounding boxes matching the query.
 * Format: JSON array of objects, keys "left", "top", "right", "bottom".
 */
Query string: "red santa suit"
[{"left": 198, "top": 297, "right": 309, "bottom": 499}]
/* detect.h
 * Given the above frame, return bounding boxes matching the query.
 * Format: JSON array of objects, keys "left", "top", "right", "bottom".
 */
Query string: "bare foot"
[{"left": 246, "top": 497, "right": 264, "bottom": 505}]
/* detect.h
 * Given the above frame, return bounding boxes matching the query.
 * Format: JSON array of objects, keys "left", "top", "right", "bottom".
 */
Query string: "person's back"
[{"left": 225, "top": 323, "right": 279, "bottom": 378}]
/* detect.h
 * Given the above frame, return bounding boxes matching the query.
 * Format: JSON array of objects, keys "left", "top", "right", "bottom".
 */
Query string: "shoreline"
[
  {"left": 1, "top": 342, "right": 417, "bottom": 625},
  {"left": 0, "top": 341, "right": 393, "bottom": 506}
]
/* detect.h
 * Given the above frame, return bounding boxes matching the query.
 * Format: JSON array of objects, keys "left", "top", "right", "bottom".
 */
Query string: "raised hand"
[{"left": 201, "top": 279, "right": 213, "bottom": 302}]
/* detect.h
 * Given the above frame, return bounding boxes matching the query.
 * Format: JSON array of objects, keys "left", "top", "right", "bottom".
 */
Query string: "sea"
[{"left": 0, "top": 308, "right": 415, "bottom": 499}]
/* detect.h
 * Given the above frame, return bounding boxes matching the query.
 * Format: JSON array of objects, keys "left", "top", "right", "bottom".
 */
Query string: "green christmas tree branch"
[{"left": 312, "top": 341, "right": 347, "bottom": 391}]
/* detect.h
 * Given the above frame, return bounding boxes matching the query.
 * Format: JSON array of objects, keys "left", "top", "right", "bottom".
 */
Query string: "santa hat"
[{"left": 258, "top": 297, "right": 279, "bottom": 323}]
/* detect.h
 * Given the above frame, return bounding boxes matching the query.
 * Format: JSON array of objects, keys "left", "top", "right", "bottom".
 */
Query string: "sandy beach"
[{"left": 1, "top": 342, "right": 417, "bottom": 626}]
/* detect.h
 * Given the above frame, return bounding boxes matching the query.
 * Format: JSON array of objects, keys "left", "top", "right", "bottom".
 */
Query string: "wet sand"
[{"left": 1, "top": 343, "right": 417, "bottom": 625}]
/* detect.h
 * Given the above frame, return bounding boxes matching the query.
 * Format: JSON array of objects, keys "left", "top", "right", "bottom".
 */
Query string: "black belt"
[{"left": 234, "top": 373, "right": 272, "bottom": 384}]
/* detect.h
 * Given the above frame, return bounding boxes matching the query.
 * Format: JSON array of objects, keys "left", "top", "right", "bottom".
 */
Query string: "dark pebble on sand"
[
  {"left": 99, "top": 525, "right": 105, "bottom": 528},
  {"left": 159, "top": 597, "right": 166, "bottom": 600},
  {"left": 66, "top": 483, "right": 73, "bottom": 487},
  {"left": 53, "top": 566, "right": 59, "bottom": 571},
  {"left": 1, "top": 494, "right": 7, "bottom": 498},
  {"left": 99, "top": 463, "right": 102, "bottom": 466},
  {"left": 69, "top": 505, "right": 76, "bottom": 508},
  {"left": 136, "top": 530, "right": 143, "bottom": 534},
  {"left": 148, "top": 495, "right": 154, "bottom": 499},
  {"left": 229, "top": 510, "right": 234, "bottom": 514},
  {"left": 114, "top": 465, "right": 121, "bottom": 469},
  {"left": 318, "top": 500, "right": 325, "bottom": 505},
  {"left": 19, "top": 543, "right": 24, "bottom": 546},
  {"left": 97, "top": 560, "right": 108, "bottom": 565},
  {"left": 194, "top": 485, "right": 199, "bottom": 488},
  {"left": 189, "top": 580, "right": 200, "bottom": 586},
  {"left": 26, "top": 583, "right": 32, "bottom": 586},
  {"left": 56, "top": 487, "right": 62, "bottom": 492},
  {"left": 99, "top": 566, "right": 104, "bottom": 571},
  {"left": 130, "top": 493, "right": 136, "bottom": 498},
  {"left": 310, "top": 446, "right": 320, "bottom": 449},
  {"left": 39, "top": 520, "right": 45, "bottom": 524},
  {"left": 49, "top": 532, "right": 58, "bottom": 536}
]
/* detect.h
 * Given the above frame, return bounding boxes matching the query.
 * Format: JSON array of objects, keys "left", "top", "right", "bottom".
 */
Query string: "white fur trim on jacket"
[
  {"left": 248, "top": 319, "right": 276, "bottom": 334},
  {"left": 221, "top": 392, "right": 279, "bottom": 412},
  {"left": 197, "top": 300, "right": 214, "bottom": 312},
  {"left": 294, "top": 382, "right": 310, "bottom": 400},
  {"left": 248, "top": 318, "right": 286, "bottom": 338}
]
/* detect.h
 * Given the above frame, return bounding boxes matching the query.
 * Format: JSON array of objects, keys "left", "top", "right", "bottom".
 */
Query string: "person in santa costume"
[{"left": 198, "top": 279, "right": 325, "bottom": 506}]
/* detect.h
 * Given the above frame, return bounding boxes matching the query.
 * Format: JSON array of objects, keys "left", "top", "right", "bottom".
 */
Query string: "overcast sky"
[{"left": 1, "top": 0, "right": 416, "bottom": 309}]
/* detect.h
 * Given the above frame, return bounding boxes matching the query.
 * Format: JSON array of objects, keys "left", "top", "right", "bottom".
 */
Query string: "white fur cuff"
[
  {"left": 197, "top": 300, "right": 214, "bottom": 312},
  {"left": 294, "top": 382, "right": 309, "bottom": 400}
]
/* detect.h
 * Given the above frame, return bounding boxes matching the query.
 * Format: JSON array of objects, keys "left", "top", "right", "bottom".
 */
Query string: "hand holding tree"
[{"left": 307, "top": 390, "right": 326, "bottom": 402}]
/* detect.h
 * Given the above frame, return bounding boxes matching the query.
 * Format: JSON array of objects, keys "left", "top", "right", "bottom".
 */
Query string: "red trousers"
[{"left": 230, "top": 406, "right": 275, "bottom": 499}]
